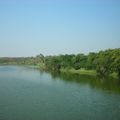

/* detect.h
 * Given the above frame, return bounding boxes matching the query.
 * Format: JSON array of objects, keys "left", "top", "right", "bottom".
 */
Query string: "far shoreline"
[{"left": 0, "top": 64, "right": 118, "bottom": 79}]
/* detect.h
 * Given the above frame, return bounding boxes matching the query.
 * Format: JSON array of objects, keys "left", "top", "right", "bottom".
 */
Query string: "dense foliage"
[
  {"left": 43, "top": 48, "right": 120, "bottom": 77},
  {"left": 0, "top": 48, "right": 120, "bottom": 78}
]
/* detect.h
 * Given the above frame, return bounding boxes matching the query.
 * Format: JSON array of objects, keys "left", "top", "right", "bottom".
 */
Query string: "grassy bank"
[
  {"left": 25, "top": 63, "right": 46, "bottom": 70},
  {"left": 60, "top": 68, "right": 96, "bottom": 76}
]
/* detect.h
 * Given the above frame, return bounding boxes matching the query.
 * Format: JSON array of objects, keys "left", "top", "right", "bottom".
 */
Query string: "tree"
[
  {"left": 96, "top": 50, "right": 112, "bottom": 77},
  {"left": 111, "top": 49, "right": 120, "bottom": 77},
  {"left": 86, "top": 52, "right": 97, "bottom": 69},
  {"left": 73, "top": 54, "right": 87, "bottom": 70}
]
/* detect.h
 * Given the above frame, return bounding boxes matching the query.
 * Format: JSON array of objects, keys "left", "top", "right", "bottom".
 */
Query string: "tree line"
[
  {"left": 43, "top": 48, "right": 120, "bottom": 78},
  {"left": 0, "top": 48, "right": 120, "bottom": 78}
]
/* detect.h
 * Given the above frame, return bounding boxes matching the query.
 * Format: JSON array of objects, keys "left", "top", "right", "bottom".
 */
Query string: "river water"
[{"left": 0, "top": 66, "right": 120, "bottom": 120}]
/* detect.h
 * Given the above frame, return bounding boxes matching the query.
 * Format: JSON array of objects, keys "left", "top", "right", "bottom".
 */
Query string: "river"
[{"left": 0, "top": 66, "right": 120, "bottom": 120}]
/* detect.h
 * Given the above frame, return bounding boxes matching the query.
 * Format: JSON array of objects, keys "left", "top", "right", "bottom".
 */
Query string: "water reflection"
[{"left": 48, "top": 71, "right": 120, "bottom": 94}]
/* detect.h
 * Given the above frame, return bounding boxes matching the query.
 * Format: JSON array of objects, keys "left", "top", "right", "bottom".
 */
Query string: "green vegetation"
[
  {"left": 0, "top": 48, "right": 120, "bottom": 78},
  {"left": 61, "top": 68, "right": 96, "bottom": 76}
]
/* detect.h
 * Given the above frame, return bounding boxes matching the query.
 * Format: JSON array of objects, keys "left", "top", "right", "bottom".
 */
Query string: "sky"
[{"left": 0, "top": 0, "right": 120, "bottom": 57}]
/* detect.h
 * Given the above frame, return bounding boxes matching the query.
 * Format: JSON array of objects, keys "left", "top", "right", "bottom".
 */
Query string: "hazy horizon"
[{"left": 0, "top": 0, "right": 120, "bottom": 57}]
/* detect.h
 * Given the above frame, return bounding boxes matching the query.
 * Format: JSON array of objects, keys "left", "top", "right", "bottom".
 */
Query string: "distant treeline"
[{"left": 0, "top": 48, "right": 120, "bottom": 78}]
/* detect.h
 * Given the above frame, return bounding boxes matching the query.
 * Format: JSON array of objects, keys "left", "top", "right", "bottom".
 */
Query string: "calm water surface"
[{"left": 0, "top": 66, "right": 120, "bottom": 120}]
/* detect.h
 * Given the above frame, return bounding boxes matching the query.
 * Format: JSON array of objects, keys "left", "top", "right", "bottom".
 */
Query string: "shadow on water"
[{"left": 46, "top": 70, "right": 120, "bottom": 94}]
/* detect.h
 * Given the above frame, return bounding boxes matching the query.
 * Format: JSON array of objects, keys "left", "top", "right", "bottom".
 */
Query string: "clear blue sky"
[{"left": 0, "top": 0, "right": 120, "bottom": 57}]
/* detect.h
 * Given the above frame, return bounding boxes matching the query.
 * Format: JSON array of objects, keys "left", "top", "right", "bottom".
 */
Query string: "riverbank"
[
  {"left": 60, "top": 68, "right": 96, "bottom": 76},
  {"left": 0, "top": 64, "right": 118, "bottom": 79},
  {"left": 21, "top": 63, "right": 119, "bottom": 79},
  {"left": 39, "top": 64, "right": 118, "bottom": 79},
  {"left": 23, "top": 64, "right": 96, "bottom": 76}
]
